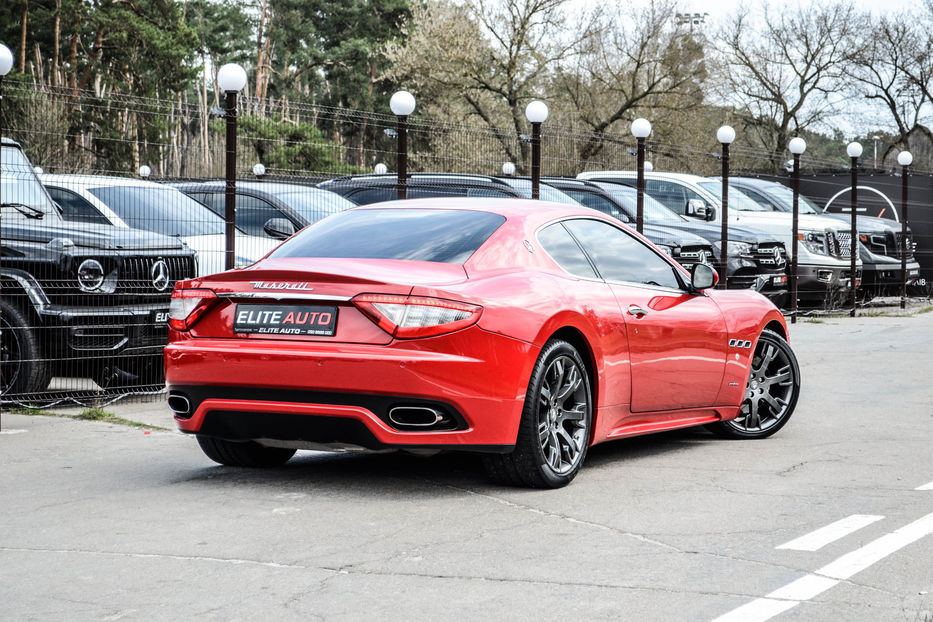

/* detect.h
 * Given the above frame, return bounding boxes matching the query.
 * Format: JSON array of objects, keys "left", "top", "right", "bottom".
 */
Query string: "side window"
[
  {"left": 537, "top": 223, "right": 598, "bottom": 279},
  {"left": 347, "top": 187, "right": 394, "bottom": 205},
  {"left": 645, "top": 180, "right": 686, "bottom": 214},
  {"left": 45, "top": 187, "right": 111, "bottom": 225},
  {"left": 563, "top": 219, "right": 683, "bottom": 289},
  {"left": 235, "top": 194, "right": 282, "bottom": 237}
]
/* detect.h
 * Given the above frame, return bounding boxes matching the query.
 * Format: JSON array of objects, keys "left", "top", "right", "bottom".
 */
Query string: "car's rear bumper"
[{"left": 164, "top": 326, "right": 538, "bottom": 450}]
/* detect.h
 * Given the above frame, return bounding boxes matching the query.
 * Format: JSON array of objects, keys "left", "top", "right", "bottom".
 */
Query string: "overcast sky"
[{"left": 653, "top": 0, "right": 918, "bottom": 19}]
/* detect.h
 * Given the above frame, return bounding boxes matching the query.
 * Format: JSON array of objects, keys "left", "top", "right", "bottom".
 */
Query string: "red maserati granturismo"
[{"left": 165, "top": 198, "right": 799, "bottom": 488}]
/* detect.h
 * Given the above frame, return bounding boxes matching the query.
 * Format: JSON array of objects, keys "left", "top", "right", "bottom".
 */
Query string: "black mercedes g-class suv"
[{"left": 1, "top": 138, "right": 196, "bottom": 397}]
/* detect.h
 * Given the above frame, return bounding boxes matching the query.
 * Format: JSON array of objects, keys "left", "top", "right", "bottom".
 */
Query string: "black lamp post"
[
  {"left": 788, "top": 137, "right": 806, "bottom": 324},
  {"left": 390, "top": 91, "right": 416, "bottom": 200},
  {"left": 217, "top": 62, "right": 247, "bottom": 271},
  {"left": 846, "top": 141, "right": 863, "bottom": 317},
  {"left": 631, "top": 118, "right": 652, "bottom": 234},
  {"left": 525, "top": 101, "right": 549, "bottom": 200},
  {"left": 717, "top": 125, "right": 735, "bottom": 289},
  {"left": 897, "top": 150, "right": 913, "bottom": 309}
]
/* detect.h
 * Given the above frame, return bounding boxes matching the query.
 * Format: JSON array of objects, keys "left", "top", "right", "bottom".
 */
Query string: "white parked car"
[
  {"left": 41, "top": 174, "right": 279, "bottom": 276},
  {"left": 577, "top": 170, "right": 861, "bottom": 302}
]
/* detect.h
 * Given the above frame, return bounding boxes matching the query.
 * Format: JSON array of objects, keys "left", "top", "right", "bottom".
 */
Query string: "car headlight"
[
  {"left": 77, "top": 259, "right": 105, "bottom": 291},
  {"left": 799, "top": 232, "right": 828, "bottom": 255},
  {"left": 712, "top": 240, "right": 753, "bottom": 258},
  {"left": 657, "top": 245, "right": 675, "bottom": 257}
]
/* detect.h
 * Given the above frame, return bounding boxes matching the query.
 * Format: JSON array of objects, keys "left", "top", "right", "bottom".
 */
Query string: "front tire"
[
  {"left": 708, "top": 329, "right": 800, "bottom": 439},
  {"left": 1, "top": 301, "right": 50, "bottom": 396},
  {"left": 196, "top": 436, "right": 296, "bottom": 467},
  {"left": 483, "top": 339, "right": 592, "bottom": 488}
]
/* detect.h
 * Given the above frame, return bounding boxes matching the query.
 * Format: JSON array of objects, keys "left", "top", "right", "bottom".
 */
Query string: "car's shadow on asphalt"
[{"left": 170, "top": 427, "right": 718, "bottom": 495}]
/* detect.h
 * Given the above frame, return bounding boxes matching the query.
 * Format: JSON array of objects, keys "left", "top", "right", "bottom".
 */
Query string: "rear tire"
[
  {"left": 196, "top": 436, "right": 296, "bottom": 467},
  {"left": 482, "top": 339, "right": 592, "bottom": 488},
  {"left": 1, "top": 301, "right": 49, "bottom": 396},
  {"left": 707, "top": 329, "right": 799, "bottom": 439}
]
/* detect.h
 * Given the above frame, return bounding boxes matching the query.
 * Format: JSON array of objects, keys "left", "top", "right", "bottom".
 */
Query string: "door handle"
[{"left": 627, "top": 305, "right": 648, "bottom": 318}]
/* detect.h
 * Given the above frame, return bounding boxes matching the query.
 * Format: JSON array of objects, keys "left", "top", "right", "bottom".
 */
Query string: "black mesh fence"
[{"left": 2, "top": 77, "right": 931, "bottom": 406}]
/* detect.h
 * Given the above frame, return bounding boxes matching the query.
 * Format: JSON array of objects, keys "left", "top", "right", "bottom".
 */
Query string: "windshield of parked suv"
[
  {"left": 271, "top": 208, "right": 506, "bottom": 264},
  {"left": 499, "top": 178, "right": 579, "bottom": 204},
  {"left": 697, "top": 182, "right": 768, "bottom": 211},
  {"left": 89, "top": 185, "right": 229, "bottom": 237},
  {"left": 268, "top": 188, "right": 355, "bottom": 222},
  {"left": 593, "top": 183, "right": 691, "bottom": 224},
  {"left": 760, "top": 183, "right": 819, "bottom": 214},
  {"left": 1, "top": 145, "right": 60, "bottom": 220}
]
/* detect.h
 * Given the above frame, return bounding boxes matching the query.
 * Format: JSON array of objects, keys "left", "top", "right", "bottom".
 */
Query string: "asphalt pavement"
[{"left": 1, "top": 311, "right": 932, "bottom": 621}]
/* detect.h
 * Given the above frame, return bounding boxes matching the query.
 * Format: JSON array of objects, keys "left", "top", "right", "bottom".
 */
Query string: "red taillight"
[
  {"left": 352, "top": 294, "right": 483, "bottom": 339},
  {"left": 169, "top": 288, "right": 217, "bottom": 331}
]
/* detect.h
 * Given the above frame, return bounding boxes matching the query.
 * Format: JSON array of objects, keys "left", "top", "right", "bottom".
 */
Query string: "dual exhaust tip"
[{"left": 388, "top": 406, "right": 452, "bottom": 430}]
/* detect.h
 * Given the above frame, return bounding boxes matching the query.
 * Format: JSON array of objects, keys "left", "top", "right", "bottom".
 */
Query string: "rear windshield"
[{"left": 270, "top": 208, "right": 506, "bottom": 264}]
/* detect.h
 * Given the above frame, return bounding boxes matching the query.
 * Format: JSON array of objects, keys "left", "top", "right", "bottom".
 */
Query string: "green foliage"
[{"left": 236, "top": 115, "right": 363, "bottom": 175}]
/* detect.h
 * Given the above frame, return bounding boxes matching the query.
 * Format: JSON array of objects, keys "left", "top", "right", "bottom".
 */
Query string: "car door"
[{"left": 563, "top": 218, "right": 729, "bottom": 413}]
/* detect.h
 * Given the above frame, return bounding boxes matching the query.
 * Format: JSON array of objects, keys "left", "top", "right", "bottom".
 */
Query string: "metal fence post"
[
  {"left": 717, "top": 126, "right": 735, "bottom": 289},
  {"left": 525, "top": 101, "right": 548, "bottom": 200},
  {"left": 788, "top": 137, "right": 806, "bottom": 324},
  {"left": 223, "top": 90, "right": 237, "bottom": 270},
  {"left": 390, "top": 91, "right": 416, "bottom": 200},
  {"left": 898, "top": 151, "right": 913, "bottom": 309},
  {"left": 0, "top": 44, "right": 12, "bottom": 418},
  {"left": 632, "top": 118, "right": 651, "bottom": 235},
  {"left": 216, "top": 63, "right": 247, "bottom": 271},
  {"left": 846, "top": 142, "right": 862, "bottom": 317}
]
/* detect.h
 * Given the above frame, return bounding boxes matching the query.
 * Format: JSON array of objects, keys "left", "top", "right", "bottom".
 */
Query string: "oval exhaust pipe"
[
  {"left": 168, "top": 394, "right": 191, "bottom": 418},
  {"left": 388, "top": 406, "right": 445, "bottom": 428}
]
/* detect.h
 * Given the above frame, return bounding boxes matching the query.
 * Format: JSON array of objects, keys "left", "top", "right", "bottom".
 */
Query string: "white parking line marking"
[
  {"left": 776, "top": 514, "right": 884, "bottom": 551},
  {"left": 712, "top": 511, "right": 933, "bottom": 622},
  {"left": 915, "top": 481, "right": 933, "bottom": 491}
]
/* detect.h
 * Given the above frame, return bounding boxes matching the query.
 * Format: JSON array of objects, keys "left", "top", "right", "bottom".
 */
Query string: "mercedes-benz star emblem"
[{"left": 151, "top": 260, "right": 170, "bottom": 291}]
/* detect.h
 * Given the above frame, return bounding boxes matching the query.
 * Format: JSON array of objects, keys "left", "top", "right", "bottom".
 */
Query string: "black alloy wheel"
[
  {"left": 708, "top": 329, "right": 800, "bottom": 439},
  {"left": 1, "top": 301, "right": 50, "bottom": 397},
  {"left": 482, "top": 339, "right": 592, "bottom": 488}
]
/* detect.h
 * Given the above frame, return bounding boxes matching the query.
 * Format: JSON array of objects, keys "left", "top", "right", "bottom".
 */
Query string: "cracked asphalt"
[{"left": 2, "top": 312, "right": 932, "bottom": 621}]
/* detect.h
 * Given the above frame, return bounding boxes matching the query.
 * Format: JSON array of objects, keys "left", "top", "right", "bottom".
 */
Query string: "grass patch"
[
  {"left": 6, "top": 405, "right": 164, "bottom": 430},
  {"left": 917, "top": 305, "right": 933, "bottom": 314},
  {"left": 74, "top": 407, "right": 161, "bottom": 429},
  {"left": 8, "top": 406, "right": 48, "bottom": 415},
  {"left": 804, "top": 318, "right": 825, "bottom": 324}
]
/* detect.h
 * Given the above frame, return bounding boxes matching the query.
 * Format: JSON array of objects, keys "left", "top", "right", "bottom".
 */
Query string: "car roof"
[
  {"left": 39, "top": 173, "right": 167, "bottom": 189},
  {"left": 171, "top": 180, "right": 331, "bottom": 193},
  {"left": 321, "top": 172, "right": 512, "bottom": 186},
  {"left": 577, "top": 170, "right": 711, "bottom": 184}
]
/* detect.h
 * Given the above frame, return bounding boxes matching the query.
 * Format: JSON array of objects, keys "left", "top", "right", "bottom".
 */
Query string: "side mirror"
[
  {"left": 686, "top": 198, "right": 707, "bottom": 219},
  {"left": 691, "top": 262, "right": 718, "bottom": 291},
  {"left": 263, "top": 217, "right": 296, "bottom": 240}
]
